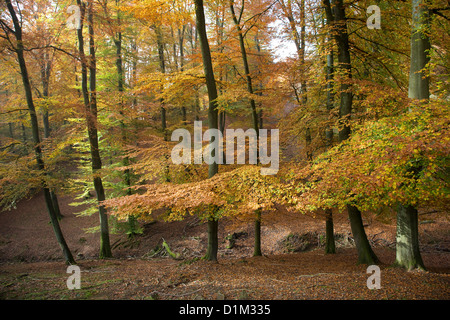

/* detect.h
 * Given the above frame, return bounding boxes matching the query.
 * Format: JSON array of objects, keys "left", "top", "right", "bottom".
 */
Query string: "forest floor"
[{"left": 0, "top": 191, "right": 449, "bottom": 300}]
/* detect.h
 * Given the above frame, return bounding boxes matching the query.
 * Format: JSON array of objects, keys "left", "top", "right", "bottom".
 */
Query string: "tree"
[
  {"left": 323, "top": 0, "right": 378, "bottom": 264},
  {"left": 195, "top": 0, "right": 220, "bottom": 261},
  {"left": 76, "top": 0, "right": 112, "bottom": 259},
  {"left": 31, "top": 16, "right": 63, "bottom": 220},
  {"left": 324, "top": 24, "right": 335, "bottom": 255},
  {"left": 395, "top": 0, "right": 431, "bottom": 271},
  {"left": 229, "top": 0, "right": 263, "bottom": 256},
  {"left": 1, "top": 0, "right": 75, "bottom": 265}
]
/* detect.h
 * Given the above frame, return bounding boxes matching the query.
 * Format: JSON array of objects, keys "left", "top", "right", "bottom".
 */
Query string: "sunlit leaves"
[{"left": 291, "top": 99, "right": 450, "bottom": 213}]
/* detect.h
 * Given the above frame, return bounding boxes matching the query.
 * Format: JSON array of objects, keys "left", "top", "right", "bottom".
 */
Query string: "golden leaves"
[{"left": 289, "top": 99, "right": 450, "bottom": 213}]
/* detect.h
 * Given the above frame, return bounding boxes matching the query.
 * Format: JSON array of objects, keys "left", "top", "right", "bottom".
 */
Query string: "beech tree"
[
  {"left": 195, "top": 0, "right": 220, "bottom": 261},
  {"left": 1, "top": 0, "right": 75, "bottom": 264},
  {"left": 322, "top": 0, "right": 378, "bottom": 265},
  {"left": 76, "top": 0, "right": 112, "bottom": 258},
  {"left": 394, "top": 0, "right": 430, "bottom": 271}
]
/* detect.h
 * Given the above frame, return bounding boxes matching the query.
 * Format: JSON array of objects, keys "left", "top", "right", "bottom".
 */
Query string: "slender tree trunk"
[
  {"left": 40, "top": 52, "right": 63, "bottom": 220},
  {"left": 229, "top": 1, "right": 259, "bottom": 137},
  {"left": 178, "top": 26, "right": 188, "bottom": 124},
  {"left": 299, "top": 0, "right": 310, "bottom": 160},
  {"left": 154, "top": 26, "right": 171, "bottom": 183},
  {"left": 230, "top": 1, "right": 263, "bottom": 256},
  {"left": 330, "top": 0, "right": 352, "bottom": 142},
  {"left": 8, "top": 122, "right": 14, "bottom": 139},
  {"left": 280, "top": 0, "right": 302, "bottom": 56},
  {"left": 195, "top": 0, "right": 220, "bottom": 261},
  {"left": 324, "top": 209, "right": 335, "bottom": 254},
  {"left": 41, "top": 54, "right": 51, "bottom": 139},
  {"left": 324, "top": 27, "right": 335, "bottom": 254},
  {"left": 253, "top": 209, "right": 262, "bottom": 256},
  {"left": 324, "top": 0, "right": 378, "bottom": 264},
  {"left": 113, "top": 7, "right": 137, "bottom": 236},
  {"left": 88, "top": 0, "right": 112, "bottom": 258},
  {"left": 155, "top": 26, "right": 168, "bottom": 140},
  {"left": 348, "top": 205, "right": 378, "bottom": 264},
  {"left": 299, "top": 0, "right": 307, "bottom": 102},
  {"left": 305, "top": 127, "right": 312, "bottom": 161},
  {"left": 395, "top": 0, "right": 429, "bottom": 271},
  {"left": 22, "top": 124, "right": 27, "bottom": 142},
  {"left": 5, "top": 0, "right": 75, "bottom": 265},
  {"left": 77, "top": 0, "right": 112, "bottom": 258}
]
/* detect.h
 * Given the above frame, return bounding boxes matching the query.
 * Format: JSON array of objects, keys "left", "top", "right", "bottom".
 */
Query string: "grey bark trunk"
[{"left": 395, "top": 0, "right": 429, "bottom": 271}]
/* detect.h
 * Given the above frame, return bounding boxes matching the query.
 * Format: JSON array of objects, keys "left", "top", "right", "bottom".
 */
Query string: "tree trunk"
[
  {"left": 50, "top": 191, "right": 63, "bottom": 220},
  {"left": 324, "top": 27, "right": 335, "bottom": 254},
  {"left": 8, "top": 123, "right": 14, "bottom": 139},
  {"left": 155, "top": 26, "right": 168, "bottom": 140},
  {"left": 179, "top": 26, "right": 188, "bottom": 125},
  {"left": 305, "top": 127, "right": 312, "bottom": 161},
  {"left": 21, "top": 114, "right": 27, "bottom": 142},
  {"left": 114, "top": 10, "right": 138, "bottom": 236},
  {"left": 253, "top": 209, "right": 262, "bottom": 256},
  {"left": 395, "top": 0, "right": 429, "bottom": 271},
  {"left": 5, "top": 0, "right": 75, "bottom": 265},
  {"left": 395, "top": 204, "right": 425, "bottom": 270},
  {"left": 195, "top": 0, "right": 220, "bottom": 261},
  {"left": 229, "top": 1, "right": 259, "bottom": 138},
  {"left": 298, "top": 0, "right": 307, "bottom": 102},
  {"left": 230, "top": 1, "right": 262, "bottom": 256},
  {"left": 77, "top": 0, "right": 112, "bottom": 258},
  {"left": 324, "top": 208, "right": 335, "bottom": 254},
  {"left": 324, "top": 0, "right": 378, "bottom": 264},
  {"left": 204, "top": 218, "right": 219, "bottom": 261},
  {"left": 40, "top": 50, "right": 63, "bottom": 220},
  {"left": 348, "top": 205, "right": 378, "bottom": 264},
  {"left": 331, "top": 0, "right": 352, "bottom": 142},
  {"left": 88, "top": 0, "right": 112, "bottom": 259},
  {"left": 408, "top": 0, "right": 430, "bottom": 101}
]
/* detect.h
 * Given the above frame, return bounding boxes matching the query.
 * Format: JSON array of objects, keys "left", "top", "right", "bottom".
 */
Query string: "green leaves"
[{"left": 291, "top": 99, "right": 449, "bottom": 213}]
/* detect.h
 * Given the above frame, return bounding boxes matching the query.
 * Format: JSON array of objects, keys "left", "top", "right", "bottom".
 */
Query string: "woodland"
[{"left": 0, "top": 0, "right": 449, "bottom": 301}]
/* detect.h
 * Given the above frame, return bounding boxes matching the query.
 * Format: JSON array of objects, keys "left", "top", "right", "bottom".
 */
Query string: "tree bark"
[
  {"left": 4, "top": 0, "right": 75, "bottom": 265},
  {"left": 229, "top": 1, "right": 263, "bottom": 256},
  {"left": 195, "top": 0, "right": 220, "bottom": 261},
  {"left": 88, "top": 0, "right": 112, "bottom": 258},
  {"left": 155, "top": 26, "right": 168, "bottom": 140},
  {"left": 39, "top": 50, "right": 63, "bottom": 220},
  {"left": 253, "top": 209, "right": 262, "bottom": 256},
  {"left": 348, "top": 205, "right": 379, "bottom": 264},
  {"left": 113, "top": 6, "right": 137, "bottom": 236},
  {"left": 77, "top": 0, "right": 112, "bottom": 258},
  {"left": 324, "top": 24, "right": 335, "bottom": 254},
  {"left": 395, "top": 204, "right": 425, "bottom": 270},
  {"left": 395, "top": 0, "right": 429, "bottom": 271},
  {"left": 323, "top": 0, "right": 378, "bottom": 264},
  {"left": 229, "top": 1, "right": 260, "bottom": 138},
  {"left": 324, "top": 208, "right": 335, "bottom": 254},
  {"left": 8, "top": 123, "right": 14, "bottom": 139}
]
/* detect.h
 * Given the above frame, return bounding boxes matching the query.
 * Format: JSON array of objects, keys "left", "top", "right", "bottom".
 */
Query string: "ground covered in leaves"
[
  {"left": 0, "top": 249, "right": 449, "bottom": 300},
  {"left": 0, "top": 192, "right": 449, "bottom": 300}
]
